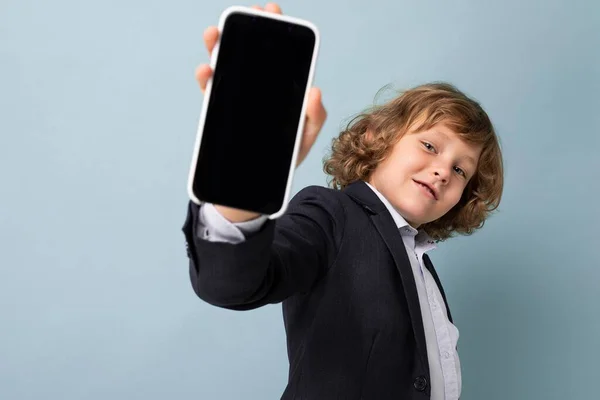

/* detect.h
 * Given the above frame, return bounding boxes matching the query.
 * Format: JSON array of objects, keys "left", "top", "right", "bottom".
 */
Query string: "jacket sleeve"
[{"left": 181, "top": 186, "right": 346, "bottom": 311}]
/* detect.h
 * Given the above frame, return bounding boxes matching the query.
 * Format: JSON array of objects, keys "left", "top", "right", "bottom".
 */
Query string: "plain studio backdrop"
[{"left": 1, "top": 0, "right": 599, "bottom": 399}]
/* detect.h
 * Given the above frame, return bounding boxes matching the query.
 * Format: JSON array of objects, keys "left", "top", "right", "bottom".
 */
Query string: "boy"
[{"left": 182, "top": 4, "right": 504, "bottom": 399}]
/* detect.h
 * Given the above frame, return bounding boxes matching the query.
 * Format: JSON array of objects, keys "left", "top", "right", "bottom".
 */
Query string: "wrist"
[{"left": 213, "top": 205, "right": 261, "bottom": 223}]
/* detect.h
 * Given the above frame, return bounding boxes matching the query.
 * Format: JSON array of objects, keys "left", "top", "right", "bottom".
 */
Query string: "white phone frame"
[{"left": 187, "top": 5, "right": 321, "bottom": 220}]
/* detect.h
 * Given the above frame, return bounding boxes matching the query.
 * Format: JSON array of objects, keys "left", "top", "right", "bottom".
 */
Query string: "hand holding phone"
[{"left": 189, "top": 4, "right": 327, "bottom": 221}]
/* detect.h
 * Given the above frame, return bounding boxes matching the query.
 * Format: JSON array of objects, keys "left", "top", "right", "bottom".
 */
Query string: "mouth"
[{"left": 413, "top": 179, "right": 437, "bottom": 200}]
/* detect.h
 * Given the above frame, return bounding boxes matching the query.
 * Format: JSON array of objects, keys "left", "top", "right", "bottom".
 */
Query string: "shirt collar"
[{"left": 363, "top": 181, "right": 437, "bottom": 251}]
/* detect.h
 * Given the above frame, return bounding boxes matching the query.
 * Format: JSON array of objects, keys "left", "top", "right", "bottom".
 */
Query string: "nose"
[{"left": 433, "top": 166, "right": 450, "bottom": 184}]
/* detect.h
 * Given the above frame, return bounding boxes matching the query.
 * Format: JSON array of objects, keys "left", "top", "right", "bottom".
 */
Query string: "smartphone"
[{"left": 187, "top": 6, "right": 320, "bottom": 219}]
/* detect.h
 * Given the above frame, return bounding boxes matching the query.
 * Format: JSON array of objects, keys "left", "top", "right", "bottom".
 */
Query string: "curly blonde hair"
[{"left": 323, "top": 82, "right": 504, "bottom": 241}]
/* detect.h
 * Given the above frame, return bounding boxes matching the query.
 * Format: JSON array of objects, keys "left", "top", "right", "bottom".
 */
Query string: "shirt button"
[
  {"left": 443, "top": 351, "right": 451, "bottom": 359},
  {"left": 413, "top": 376, "right": 428, "bottom": 392}
]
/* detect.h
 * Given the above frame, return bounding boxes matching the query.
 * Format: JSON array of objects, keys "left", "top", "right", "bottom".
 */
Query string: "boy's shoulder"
[
  {"left": 293, "top": 184, "right": 346, "bottom": 202},
  {"left": 291, "top": 184, "right": 365, "bottom": 213},
  {"left": 293, "top": 182, "right": 387, "bottom": 219},
  {"left": 287, "top": 185, "right": 352, "bottom": 231}
]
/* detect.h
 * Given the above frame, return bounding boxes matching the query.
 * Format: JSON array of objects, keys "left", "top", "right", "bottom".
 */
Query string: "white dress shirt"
[
  {"left": 196, "top": 182, "right": 462, "bottom": 399},
  {"left": 364, "top": 182, "right": 461, "bottom": 400}
]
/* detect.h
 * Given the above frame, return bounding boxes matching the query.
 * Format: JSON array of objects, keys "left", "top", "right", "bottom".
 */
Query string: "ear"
[{"left": 365, "top": 129, "right": 375, "bottom": 141}]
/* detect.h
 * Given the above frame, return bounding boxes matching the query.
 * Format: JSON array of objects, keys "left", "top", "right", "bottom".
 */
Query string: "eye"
[
  {"left": 454, "top": 166, "right": 466, "bottom": 177},
  {"left": 422, "top": 142, "right": 436, "bottom": 153}
]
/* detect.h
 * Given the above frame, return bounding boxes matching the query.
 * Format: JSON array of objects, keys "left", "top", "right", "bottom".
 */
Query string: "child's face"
[{"left": 367, "top": 123, "right": 483, "bottom": 228}]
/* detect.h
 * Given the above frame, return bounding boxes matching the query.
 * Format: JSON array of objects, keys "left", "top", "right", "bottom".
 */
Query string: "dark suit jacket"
[{"left": 182, "top": 181, "right": 454, "bottom": 400}]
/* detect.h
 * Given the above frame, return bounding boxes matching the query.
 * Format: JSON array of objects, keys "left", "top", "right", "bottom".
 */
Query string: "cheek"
[
  {"left": 398, "top": 150, "right": 423, "bottom": 169},
  {"left": 389, "top": 155, "right": 417, "bottom": 178},
  {"left": 443, "top": 185, "right": 466, "bottom": 209},
  {"left": 377, "top": 159, "right": 406, "bottom": 183}
]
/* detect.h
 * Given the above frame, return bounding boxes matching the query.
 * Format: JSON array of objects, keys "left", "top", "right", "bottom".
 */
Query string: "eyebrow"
[
  {"left": 432, "top": 130, "right": 449, "bottom": 140},
  {"left": 461, "top": 155, "right": 477, "bottom": 167}
]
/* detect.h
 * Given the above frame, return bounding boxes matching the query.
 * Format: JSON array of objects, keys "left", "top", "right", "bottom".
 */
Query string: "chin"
[{"left": 395, "top": 203, "right": 428, "bottom": 227}]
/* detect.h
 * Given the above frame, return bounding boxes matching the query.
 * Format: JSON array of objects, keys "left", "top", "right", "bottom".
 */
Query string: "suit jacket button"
[{"left": 413, "top": 376, "right": 428, "bottom": 392}]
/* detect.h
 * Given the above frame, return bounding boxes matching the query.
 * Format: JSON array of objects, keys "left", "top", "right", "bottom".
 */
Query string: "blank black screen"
[{"left": 192, "top": 12, "right": 316, "bottom": 214}]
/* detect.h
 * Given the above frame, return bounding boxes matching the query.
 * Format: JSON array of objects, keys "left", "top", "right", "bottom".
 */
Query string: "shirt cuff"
[{"left": 197, "top": 203, "right": 268, "bottom": 244}]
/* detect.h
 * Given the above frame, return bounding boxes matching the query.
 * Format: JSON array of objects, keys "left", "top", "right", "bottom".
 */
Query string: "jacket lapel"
[{"left": 343, "top": 181, "right": 430, "bottom": 378}]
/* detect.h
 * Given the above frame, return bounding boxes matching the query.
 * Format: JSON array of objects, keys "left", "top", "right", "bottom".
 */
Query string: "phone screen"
[{"left": 191, "top": 12, "right": 316, "bottom": 215}]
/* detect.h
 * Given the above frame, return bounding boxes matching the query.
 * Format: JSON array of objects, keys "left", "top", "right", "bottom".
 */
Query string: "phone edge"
[{"left": 186, "top": 6, "right": 321, "bottom": 221}]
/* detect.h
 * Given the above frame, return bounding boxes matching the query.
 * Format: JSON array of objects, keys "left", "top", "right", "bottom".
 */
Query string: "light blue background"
[{"left": 1, "top": 0, "right": 599, "bottom": 399}]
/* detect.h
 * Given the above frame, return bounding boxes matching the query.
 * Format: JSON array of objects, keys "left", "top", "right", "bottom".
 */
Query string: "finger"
[
  {"left": 298, "top": 88, "right": 326, "bottom": 163},
  {"left": 251, "top": 5, "right": 263, "bottom": 10},
  {"left": 203, "top": 26, "right": 219, "bottom": 56},
  {"left": 264, "top": 3, "right": 282, "bottom": 14},
  {"left": 305, "top": 88, "right": 327, "bottom": 134},
  {"left": 195, "top": 64, "right": 213, "bottom": 93}
]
